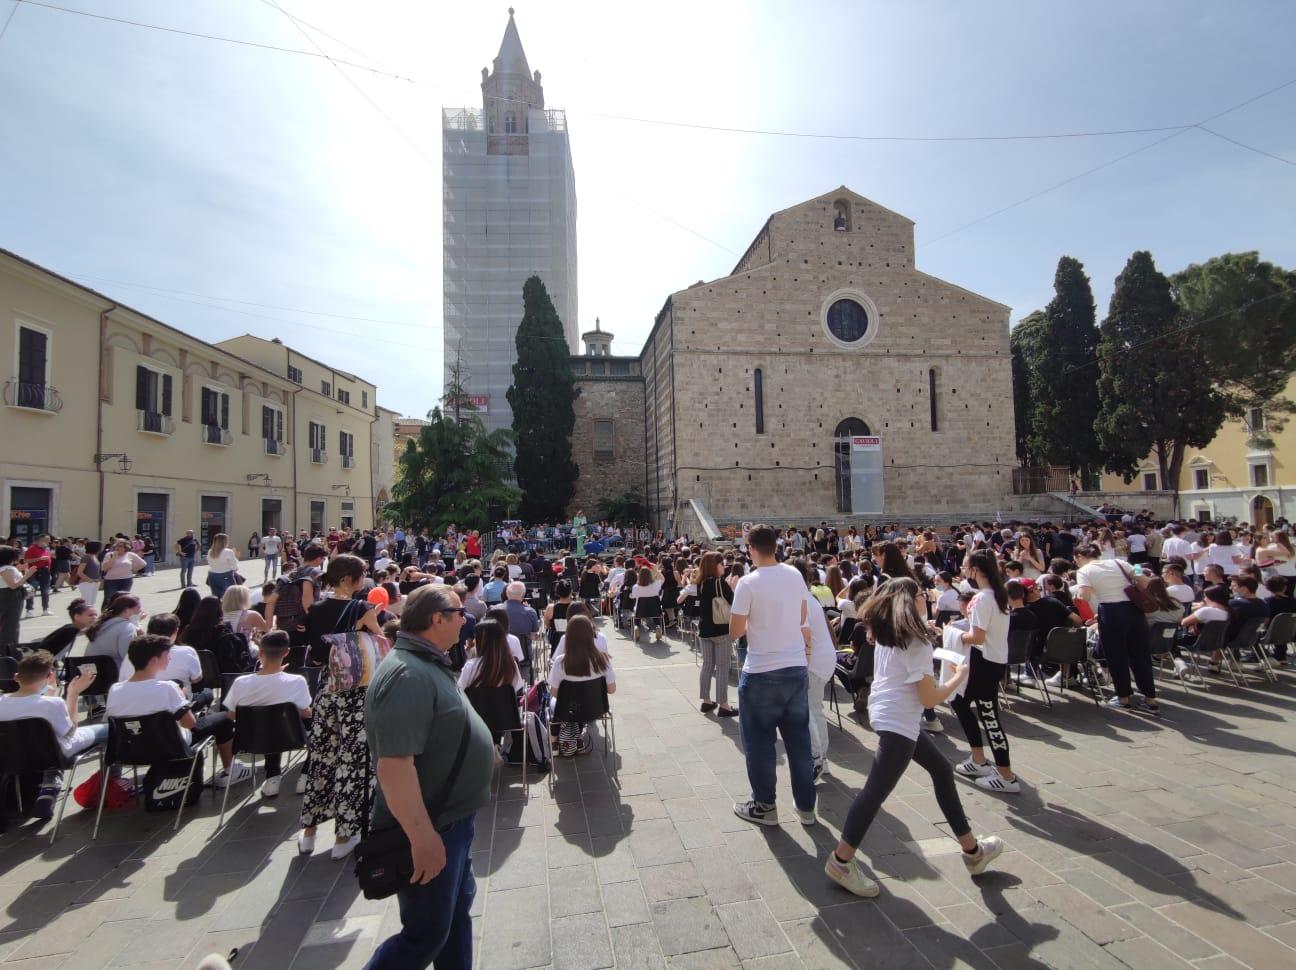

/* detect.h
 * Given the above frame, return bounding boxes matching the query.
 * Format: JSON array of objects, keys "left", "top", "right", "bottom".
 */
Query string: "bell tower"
[{"left": 481, "top": 8, "right": 545, "bottom": 152}]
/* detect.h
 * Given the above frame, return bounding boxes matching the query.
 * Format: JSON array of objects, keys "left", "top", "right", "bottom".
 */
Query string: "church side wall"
[{"left": 568, "top": 377, "right": 646, "bottom": 518}]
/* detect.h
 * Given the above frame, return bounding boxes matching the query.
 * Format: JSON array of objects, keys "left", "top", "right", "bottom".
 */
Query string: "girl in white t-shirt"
[
  {"left": 459, "top": 618, "right": 525, "bottom": 694},
  {"left": 949, "top": 550, "right": 1019, "bottom": 793},
  {"left": 547, "top": 615, "right": 616, "bottom": 757},
  {"left": 824, "top": 577, "right": 1001, "bottom": 899}
]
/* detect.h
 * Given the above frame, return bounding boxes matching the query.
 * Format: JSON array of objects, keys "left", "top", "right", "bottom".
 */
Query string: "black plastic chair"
[
  {"left": 552, "top": 678, "right": 614, "bottom": 766},
  {"left": 1182, "top": 620, "right": 1227, "bottom": 693},
  {"left": 633, "top": 595, "right": 664, "bottom": 643},
  {"left": 1004, "top": 627, "right": 1050, "bottom": 708},
  {"left": 217, "top": 700, "right": 309, "bottom": 829},
  {"left": 69, "top": 655, "right": 119, "bottom": 714},
  {"left": 0, "top": 718, "right": 103, "bottom": 841},
  {"left": 95, "top": 711, "right": 214, "bottom": 838},
  {"left": 1040, "top": 627, "right": 1101, "bottom": 707},
  {"left": 195, "top": 649, "right": 222, "bottom": 696},
  {"left": 1259, "top": 612, "right": 1296, "bottom": 682},
  {"left": 0, "top": 657, "right": 16, "bottom": 694},
  {"left": 1224, "top": 615, "right": 1266, "bottom": 687},
  {"left": 1146, "top": 622, "right": 1187, "bottom": 686},
  {"left": 465, "top": 685, "right": 530, "bottom": 787}
]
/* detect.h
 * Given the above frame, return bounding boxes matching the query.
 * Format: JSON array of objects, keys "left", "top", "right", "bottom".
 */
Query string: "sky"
[{"left": 2, "top": 0, "right": 1294, "bottom": 419}]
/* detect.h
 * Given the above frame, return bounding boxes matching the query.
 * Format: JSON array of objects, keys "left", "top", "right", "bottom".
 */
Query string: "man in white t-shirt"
[
  {"left": 728, "top": 525, "right": 816, "bottom": 828},
  {"left": 223, "top": 632, "right": 311, "bottom": 797},
  {"left": 0, "top": 650, "right": 106, "bottom": 819},
  {"left": 260, "top": 528, "right": 283, "bottom": 582}
]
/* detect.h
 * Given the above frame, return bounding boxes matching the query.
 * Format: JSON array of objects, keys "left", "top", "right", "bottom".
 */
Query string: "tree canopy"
[
  {"left": 1010, "top": 310, "right": 1047, "bottom": 466},
  {"left": 507, "top": 275, "right": 580, "bottom": 522}
]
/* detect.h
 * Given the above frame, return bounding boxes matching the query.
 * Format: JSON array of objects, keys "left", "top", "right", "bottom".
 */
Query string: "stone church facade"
[{"left": 569, "top": 187, "right": 1016, "bottom": 530}]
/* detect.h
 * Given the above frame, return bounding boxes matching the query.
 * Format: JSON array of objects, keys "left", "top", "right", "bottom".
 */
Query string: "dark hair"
[
  {"left": 875, "top": 542, "right": 915, "bottom": 582},
  {"left": 400, "top": 584, "right": 457, "bottom": 632},
  {"left": 1005, "top": 579, "right": 1026, "bottom": 602},
  {"left": 554, "top": 579, "right": 572, "bottom": 598},
  {"left": 146, "top": 613, "right": 182, "bottom": 638},
  {"left": 179, "top": 596, "right": 224, "bottom": 651},
  {"left": 16, "top": 649, "right": 55, "bottom": 683},
  {"left": 67, "top": 597, "right": 94, "bottom": 621},
  {"left": 84, "top": 540, "right": 102, "bottom": 556},
  {"left": 323, "top": 553, "right": 366, "bottom": 587},
  {"left": 860, "top": 577, "right": 930, "bottom": 648},
  {"left": 466, "top": 618, "right": 517, "bottom": 689},
  {"left": 1265, "top": 575, "right": 1291, "bottom": 595},
  {"left": 172, "top": 587, "right": 202, "bottom": 629},
  {"left": 463, "top": 574, "right": 480, "bottom": 592},
  {"left": 1232, "top": 574, "right": 1259, "bottom": 594},
  {"left": 967, "top": 549, "right": 1009, "bottom": 613},
  {"left": 302, "top": 543, "right": 328, "bottom": 562},
  {"left": 87, "top": 594, "right": 140, "bottom": 640},
  {"left": 637, "top": 566, "right": 653, "bottom": 586},
  {"left": 1074, "top": 543, "right": 1102, "bottom": 562},
  {"left": 486, "top": 604, "right": 510, "bottom": 634},
  {"left": 1213, "top": 530, "right": 1234, "bottom": 547},
  {"left": 259, "top": 630, "right": 291, "bottom": 659},
  {"left": 127, "top": 634, "right": 173, "bottom": 670},
  {"left": 747, "top": 524, "right": 778, "bottom": 556},
  {"left": 1144, "top": 578, "right": 1178, "bottom": 612},
  {"left": 562, "top": 615, "right": 608, "bottom": 677},
  {"left": 1202, "top": 584, "right": 1231, "bottom": 609}
]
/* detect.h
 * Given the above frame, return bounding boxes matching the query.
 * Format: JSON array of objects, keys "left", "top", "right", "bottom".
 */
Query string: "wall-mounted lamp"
[
  {"left": 331, "top": 484, "right": 352, "bottom": 497},
  {"left": 93, "top": 453, "right": 133, "bottom": 474}
]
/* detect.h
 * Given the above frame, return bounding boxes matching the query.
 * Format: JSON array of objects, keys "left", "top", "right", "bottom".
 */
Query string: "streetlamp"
[{"left": 93, "top": 453, "right": 133, "bottom": 473}]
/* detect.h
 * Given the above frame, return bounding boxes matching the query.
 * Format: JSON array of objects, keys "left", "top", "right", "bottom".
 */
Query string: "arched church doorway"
[
  {"left": 1252, "top": 494, "right": 1275, "bottom": 527},
  {"left": 834, "top": 418, "right": 870, "bottom": 514}
]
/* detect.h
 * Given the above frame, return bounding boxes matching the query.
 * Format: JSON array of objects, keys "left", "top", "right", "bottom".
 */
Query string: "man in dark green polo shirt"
[{"left": 364, "top": 585, "right": 495, "bottom": 970}]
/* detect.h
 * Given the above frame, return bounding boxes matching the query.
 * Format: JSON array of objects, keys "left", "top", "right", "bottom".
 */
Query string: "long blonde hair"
[
  {"left": 860, "top": 577, "right": 931, "bottom": 648},
  {"left": 209, "top": 533, "right": 229, "bottom": 558}
]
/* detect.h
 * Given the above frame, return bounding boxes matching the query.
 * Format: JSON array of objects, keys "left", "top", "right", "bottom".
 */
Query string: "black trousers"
[
  {"left": 949, "top": 649, "right": 1011, "bottom": 768},
  {"left": 1098, "top": 601, "right": 1155, "bottom": 699},
  {"left": 841, "top": 730, "right": 970, "bottom": 848}
]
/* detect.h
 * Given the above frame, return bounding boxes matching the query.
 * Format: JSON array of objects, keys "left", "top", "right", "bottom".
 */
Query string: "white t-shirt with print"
[
  {"left": 868, "top": 639, "right": 935, "bottom": 741},
  {"left": 120, "top": 644, "right": 203, "bottom": 687},
  {"left": 223, "top": 671, "right": 311, "bottom": 712},
  {"left": 969, "top": 589, "right": 1010, "bottom": 664},
  {"left": 731, "top": 563, "right": 809, "bottom": 673},
  {"left": 106, "top": 679, "right": 191, "bottom": 742}
]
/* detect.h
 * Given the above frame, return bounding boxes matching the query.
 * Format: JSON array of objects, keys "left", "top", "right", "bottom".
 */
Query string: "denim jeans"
[
  {"left": 264, "top": 554, "right": 280, "bottom": 581},
  {"left": 101, "top": 578, "right": 133, "bottom": 607},
  {"left": 208, "top": 571, "right": 235, "bottom": 598},
  {"left": 179, "top": 556, "right": 195, "bottom": 587},
  {"left": 28, "top": 570, "right": 51, "bottom": 611},
  {"left": 737, "top": 665, "right": 816, "bottom": 811},
  {"left": 365, "top": 814, "right": 477, "bottom": 970}
]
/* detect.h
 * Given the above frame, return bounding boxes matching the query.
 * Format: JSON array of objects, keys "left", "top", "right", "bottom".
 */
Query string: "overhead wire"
[
  {"left": 1195, "top": 124, "right": 1296, "bottom": 167},
  {"left": 0, "top": 0, "right": 20, "bottom": 45}
]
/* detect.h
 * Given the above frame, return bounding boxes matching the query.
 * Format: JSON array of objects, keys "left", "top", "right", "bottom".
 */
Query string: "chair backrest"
[
  {"left": 195, "top": 649, "right": 221, "bottom": 691},
  {"left": 106, "top": 711, "right": 194, "bottom": 766},
  {"left": 1006, "top": 628, "right": 1035, "bottom": 665},
  {"left": 0, "top": 717, "right": 71, "bottom": 773},
  {"left": 1041, "top": 627, "right": 1087, "bottom": 665},
  {"left": 232, "top": 701, "right": 307, "bottom": 756},
  {"left": 73, "top": 655, "right": 120, "bottom": 700},
  {"left": 837, "top": 616, "right": 857, "bottom": 645},
  {"left": 1192, "top": 620, "right": 1228, "bottom": 654},
  {"left": 635, "top": 595, "right": 662, "bottom": 618},
  {"left": 1146, "top": 622, "right": 1179, "bottom": 653},
  {"left": 1262, "top": 611, "right": 1296, "bottom": 645},
  {"left": 935, "top": 610, "right": 961, "bottom": 627},
  {"left": 0, "top": 656, "right": 17, "bottom": 693},
  {"left": 465, "top": 684, "right": 523, "bottom": 742},
  {"left": 553, "top": 677, "right": 610, "bottom": 723},
  {"left": 1228, "top": 615, "right": 1266, "bottom": 650}
]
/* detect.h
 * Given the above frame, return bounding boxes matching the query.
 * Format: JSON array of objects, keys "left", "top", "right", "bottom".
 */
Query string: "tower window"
[
  {"left": 928, "top": 368, "right": 939, "bottom": 432},
  {"left": 505, "top": 112, "right": 517, "bottom": 134},
  {"left": 754, "top": 368, "right": 765, "bottom": 434}
]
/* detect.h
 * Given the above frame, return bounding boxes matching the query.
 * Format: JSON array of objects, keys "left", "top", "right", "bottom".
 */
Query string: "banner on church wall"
[{"left": 849, "top": 437, "right": 884, "bottom": 514}]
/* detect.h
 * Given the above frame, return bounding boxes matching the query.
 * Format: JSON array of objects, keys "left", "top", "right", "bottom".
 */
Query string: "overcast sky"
[{"left": 2, "top": 0, "right": 1294, "bottom": 417}]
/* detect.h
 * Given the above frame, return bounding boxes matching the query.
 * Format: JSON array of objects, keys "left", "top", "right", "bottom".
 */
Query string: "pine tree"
[
  {"left": 1028, "top": 256, "right": 1103, "bottom": 482},
  {"left": 507, "top": 275, "right": 580, "bottom": 522},
  {"left": 1095, "top": 251, "right": 1224, "bottom": 514},
  {"left": 1010, "top": 310, "right": 1047, "bottom": 466}
]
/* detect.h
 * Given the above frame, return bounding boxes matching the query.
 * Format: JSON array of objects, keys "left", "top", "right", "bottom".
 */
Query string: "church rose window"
[{"left": 826, "top": 298, "right": 870, "bottom": 344}]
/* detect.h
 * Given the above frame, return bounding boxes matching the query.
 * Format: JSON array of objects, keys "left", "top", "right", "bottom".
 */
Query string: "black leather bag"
[{"left": 355, "top": 717, "right": 472, "bottom": 900}]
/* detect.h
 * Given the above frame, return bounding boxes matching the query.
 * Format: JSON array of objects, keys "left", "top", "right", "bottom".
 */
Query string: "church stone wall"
[{"left": 569, "top": 376, "right": 646, "bottom": 519}]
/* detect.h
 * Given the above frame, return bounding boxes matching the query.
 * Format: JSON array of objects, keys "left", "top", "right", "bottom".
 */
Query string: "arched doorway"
[
  {"left": 833, "top": 418, "right": 871, "bottom": 513},
  {"left": 1252, "top": 494, "right": 1275, "bottom": 527}
]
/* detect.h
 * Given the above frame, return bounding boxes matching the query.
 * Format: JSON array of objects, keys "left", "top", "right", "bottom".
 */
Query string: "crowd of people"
[{"left": 2, "top": 510, "right": 1294, "bottom": 968}]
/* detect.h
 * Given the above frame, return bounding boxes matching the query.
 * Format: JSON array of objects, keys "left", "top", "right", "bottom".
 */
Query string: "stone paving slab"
[{"left": 4, "top": 562, "right": 1296, "bottom": 967}]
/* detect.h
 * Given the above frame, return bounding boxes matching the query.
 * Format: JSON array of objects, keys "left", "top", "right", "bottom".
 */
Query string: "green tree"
[
  {"left": 1010, "top": 310, "right": 1047, "bottom": 466},
  {"left": 1171, "top": 252, "right": 1296, "bottom": 440},
  {"left": 507, "top": 275, "right": 580, "bottom": 522},
  {"left": 1029, "top": 256, "right": 1103, "bottom": 480},
  {"left": 1094, "top": 251, "right": 1225, "bottom": 513},
  {"left": 386, "top": 404, "right": 519, "bottom": 533},
  {"left": 598, "top": 490, "right": 646, "bottom": 526}
]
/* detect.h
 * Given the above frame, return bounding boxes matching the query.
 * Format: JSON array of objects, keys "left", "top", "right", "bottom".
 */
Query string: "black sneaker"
[
  {"left": 733, "top": 800, "right": 779, "bottom": 827},
  {"left": 32, "top": 786, "right": 58, "bottom": 821}
]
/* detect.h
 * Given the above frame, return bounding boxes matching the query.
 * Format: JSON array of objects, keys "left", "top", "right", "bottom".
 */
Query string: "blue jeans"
[
  {"left": 737, "top": 665, "right": 816, "bottom": 811},
  {"left": 208, "top": 571, "right": 235, "bottom": 598},
  {"left": 142, "top": 554, "right": 154, "bottom": 576},
  {"left": 101, "top": 578, "right": 132, "bottom": 607},
  {"left": 179, "top": 556, "right": 195, "bottom": 587},
  {"left": 366, "top": 814, "right": 477, "bottom": 970}
]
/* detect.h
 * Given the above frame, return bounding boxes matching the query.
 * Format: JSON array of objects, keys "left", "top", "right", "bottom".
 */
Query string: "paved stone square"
[{"left": 4, "top": 561, "right": 1296, "bottom": 968}]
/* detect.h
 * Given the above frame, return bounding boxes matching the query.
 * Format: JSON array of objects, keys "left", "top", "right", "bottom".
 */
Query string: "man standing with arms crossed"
[{"left": 729, "top": 524, "right": 817, "bottom": 827}]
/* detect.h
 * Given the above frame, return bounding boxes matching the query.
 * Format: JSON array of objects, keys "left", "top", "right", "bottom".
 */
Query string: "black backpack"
[
  {"left": 273, "top": 566, "right": 320, "bottom": 629},
  {"left": 142, "top": 755, "right": 205, "bottom": 811},
  {"left": 212, "top": 624, "right": 255, "bottom": 674}
]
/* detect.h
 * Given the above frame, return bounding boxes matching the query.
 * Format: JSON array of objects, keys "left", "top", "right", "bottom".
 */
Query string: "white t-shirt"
[
  {"left": 207, "top": 548, "right": 241, "bottom": 575},
  {"left": 261, "top": 535, "right": 282, "bottom": 556},
  {"left": 804, "top": 591, "right": 837, "bottom": 680},
  {"left": 1128, "top": 534, "right": 1147, "bottom": 554},
  {"left": 553, "top": 632, "right": 610, "bottom": 659},
  {"left": 0, "top": 691, "right": 98, "bottom": 756},
  {"left": 1166, "top": 583, "right": 1195, "bottom": 608},
  {"left": 223, "top": 671, "right": 311, "bottom": 712},
  {"left": 1191, "top": 605, "right": 1229, "bottom": 625},
  {"left": 457, "top": 657, "right": 524, "bottom": 693},
  {"left": 969, "top": 589, "right": 1010, "bottom": 664},
  {"left": 1203, "top": 544, "right": 1242, "bottom": 576},
  {"left": 0, "top": 564, "right": 23, "bottom": 589},
  {"left": 106, "top": 679, "right": 191, "bottom": 742},
  {"left": 547, "top": 654, "right": 617, "bottom": 693},
  {"left": 507, "top": 634, "right": 524, "bottom": 662},
  {"left": 1162, "top": 536, "right": 1193, "bottom": 570},
  {"left": 1075, "top": 559, "right": 1135, "bottom": 605},
  {"left": 934, "top": 587, "right": 960, "bottom": 614},
  {"left": 631, "top": 580, "right": 663, "bottom": 599},
  {"left": 867, "top": 639, "right": 934, "bottom": 741},
  {"left": 731, "top": 563, "right": 809, "bottom": 673},
  {"left": 120, "top": 644, "right": 203, "bottom": 688}
]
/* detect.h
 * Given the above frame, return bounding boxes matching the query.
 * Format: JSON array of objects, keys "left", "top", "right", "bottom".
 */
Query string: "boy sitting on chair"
[{"left": 222, "top": 631, "right": 312, "bottom": 798}]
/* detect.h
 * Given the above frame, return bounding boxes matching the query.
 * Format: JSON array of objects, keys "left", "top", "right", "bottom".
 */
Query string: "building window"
[
  {"left": 361, "top": 390, "right": 369, "bottom": 409},
  {"left": 201, "top": 387, "right": 230, "bottom": 430},
  {"left": 135, "top": 364, "right": 173, "bottom": 432},
  {"left": 1247, "top": 407, "right": 1266, "bottom": 434},
  {"left": 593, "top": 420, "right": 614, "bottom": 462},
  {"left": 832, "top": 199, "right": 852, "bottom": 232},
  {"left": 309, "top": 421, "right": 326, "bottom": 463},
  {"left": 754, "top": 368, "right": 765, "bottom": 434},
  {"left": 337, "top": 388, "right": 350, "bottom": 406},
  {"left": 321, "top": 380, "right": 332, "bottom": 397},
  {"left": 1252, "top": 463, "right": 1269, "bottom": 488},
  {"left": 12, "top": 324, "right": 52, "bottom": 410},
  {"left": 339, "top": 430, "right": 355, "bottom": 468},
  {"left": 591, "top": 361, "right": 606, "bottom": 376},
  {"left": 261, "top": 405, "right": 285, "bottom": 453},
  {"left": 928, "top": 368, "right": 939, "bottom": 432},
  {"left": 820, "top": 290, "right": 880, "bottom": 349},
  {"left": 610, "top": 360, "right": 630, "bottom": 376},
  {"left": 1142, "top": 472, "right": 1159, "bottom": 491},
  {"left": 505, "top": 112, "right": 517, "bottom": 134},
  {"left": 1194, "top": 468, "right": 1210, "bottom": 490},
  {"left": 287, "top": 364, "right": 302, "bottom": 384}
]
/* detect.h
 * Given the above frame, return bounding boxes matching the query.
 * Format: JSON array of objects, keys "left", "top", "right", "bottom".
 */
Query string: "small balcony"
[
  {"left": 3, "top": 381, "right": 63, "bottom": 413},
  {"left": 202, "top": 424, "right": 232, "bottom": 446},
  {"left": 264, "top": 438, "right": 286, "bottom": 456},
  {"left": 310, "top": 448, "right": 328, "bottom": 465},
  {"left": 137, "top": 411, "right": 174, "bottom": 436},
  {"left": 342, "top": 455, "right": 355, "bottom": 469}
]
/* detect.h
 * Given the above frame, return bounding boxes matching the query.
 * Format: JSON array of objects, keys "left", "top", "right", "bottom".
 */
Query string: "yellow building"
[
  {"left": 1, "top": 248, "right": 381, "bottom": 557},
  {"left": 1101, "top": 375, "right": 1294, "bottom": 524}
]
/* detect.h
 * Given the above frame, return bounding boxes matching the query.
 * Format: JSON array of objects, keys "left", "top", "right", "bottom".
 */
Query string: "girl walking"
[
  {"left": 695, "top": 552, "right": 736, "bottom": 717},
  {"left": 825, "top": 578, "right": 1002, "bottom": 897}
]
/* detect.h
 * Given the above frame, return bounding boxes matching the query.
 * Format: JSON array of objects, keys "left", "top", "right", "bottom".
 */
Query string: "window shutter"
[
  {"left": 18, "top": 328, "right": 47, "bottom": 385},
  {"left": 261, "top": 406, "right": 273, "bottom": 439},
  {"left": 276, "top": 409, "right": 284, "bottom": 441},
  {"left": 135, "top": 366, "right": 149, "bottom": 411},
  {"left": 161, "top": 374, "right": 173, "bottom": 416},
  {"left": 220, "top": 393, "right": 229, "bottom": 430},
  {"left": 201, "top": 388, "right": 214, "bottom": 426}
]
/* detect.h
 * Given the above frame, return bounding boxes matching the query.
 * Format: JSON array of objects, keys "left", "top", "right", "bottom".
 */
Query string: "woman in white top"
[
  {"left": 950, "top": 550, "right": 1019, "bottom": 793},
  {"left": 1096, "top": 528, "right": 1118, "bottom": 561},
  {"left": 823, "top": 577, "right": 1000, "bottom": 899},
  {"left": 1202, "top": 530, "right": 1244, "bottom": 577},
  {"left": 206, "top": 533, "right": 241, "bottom": 598},
  {"left": 1255, "top": 529, "right": 1296, "bottom": 579},
  {"left": 1073, "top": 544, "right": 1159, "bottom": 715},
  {"left": 547, "top": 615, "right": 616, "bottom": 757},
  {"left": 630, "top": 566, "right": 665, "bottom": 643},
  {"left": 220, "top": 583, "right": 269, "bottom": 642}
]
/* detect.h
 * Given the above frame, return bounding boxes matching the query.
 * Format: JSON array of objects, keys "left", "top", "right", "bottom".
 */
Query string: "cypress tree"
[
  {"left": 1010, "top": 310, "right": 1047, "bottom": 466},
  {"left": 507, "top": 275, "right": 580, "bottom": 522}
]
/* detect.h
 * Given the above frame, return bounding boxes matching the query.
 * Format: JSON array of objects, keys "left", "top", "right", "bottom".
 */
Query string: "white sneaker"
[
  {"left": 261, "top": 776, "right": 281, "bottom": 798},
  {"left": 295, "top": 772, "right": 307, "bottom": 796},
  {"left": 954, "top": 759, "right": 995, "bottom": 779},
  {"left": 920, "top": 716, "right": 944, "bottom": 734},
  {"left": 825, "top": 855, "right": 880, "bottom": 897},
  {"left": 214, "top": 763, "right": 253, "bottom": 788},
  {"left": 796, "top": 807, "right": 817, "bottom": 826},
  {"left": 41, "top": 609, "right": 53, "bottom": 616},
  {"left": 974, "top": 774, "right": 1021, "bottom": 794},
  {"left": 297, "top": 832, "right": 315, "bottom": 856},
  {"left": 963, "top": 836, "right": 1005, "bottom": 876},
  {"left": 331, "top": 835, "right": 361, "bottom": 860}
]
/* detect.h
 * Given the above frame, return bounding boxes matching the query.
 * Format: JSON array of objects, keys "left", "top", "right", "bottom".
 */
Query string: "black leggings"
[
  {"left": 841, "top": 730, "right": 970, "bottom": 848},
  {"left": 949, "top": 649, "right": 1011, "bottom": 768}
]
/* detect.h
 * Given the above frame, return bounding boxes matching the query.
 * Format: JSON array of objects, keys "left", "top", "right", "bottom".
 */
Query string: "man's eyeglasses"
[{"left": 439, "top": 607, "right": 466, "bottom": 617}]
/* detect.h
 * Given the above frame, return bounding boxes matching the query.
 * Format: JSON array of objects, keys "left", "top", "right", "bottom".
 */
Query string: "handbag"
[
  {"left": 323, "top": 599, "right": 391, "bottom": 692},
  {"left": 709, "top": 579, "right": 732, "bottom": 626},
  {"left": 354, "top": 715, "right": 473, "bottom": 900},
  {"left": 1116, "top": 562, "right": 1157, "bottom": 613}
]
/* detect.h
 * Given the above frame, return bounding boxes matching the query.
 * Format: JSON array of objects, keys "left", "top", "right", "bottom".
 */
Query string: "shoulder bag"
[
  {"left": 1116, "top": 562, "right": 1157, "bottom": 613},
  {"left": 354, "top": 714, "right": 472, "bottom": 900},
  {"left": 323, "top": 599, "right": 391, "bottom": 693},
  {"left": 709, "top": 578, "right": 732, "bottom": 626}
]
